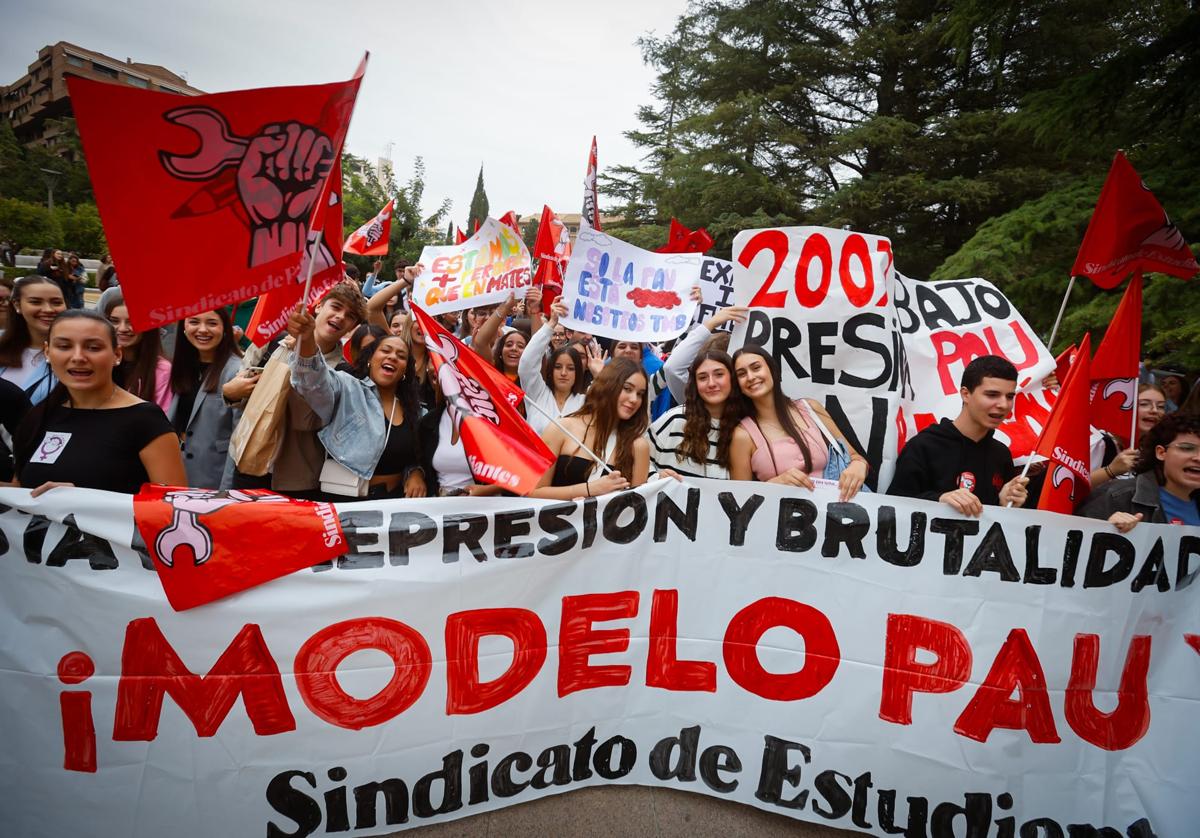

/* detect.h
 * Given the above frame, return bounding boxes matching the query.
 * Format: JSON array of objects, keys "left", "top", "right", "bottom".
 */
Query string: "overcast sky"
[{"left": 3, "top": 0, "right": 689, "bottom": 221}]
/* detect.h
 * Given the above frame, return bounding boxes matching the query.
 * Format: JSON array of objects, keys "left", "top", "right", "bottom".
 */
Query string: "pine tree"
[{"left": 466, "top": 166, "right": 489, "bottom": 232}]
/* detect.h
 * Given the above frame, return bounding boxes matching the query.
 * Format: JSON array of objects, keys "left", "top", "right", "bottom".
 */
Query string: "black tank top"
[{"left": 552, "top": 454, "right": 594, "bottom": 486}]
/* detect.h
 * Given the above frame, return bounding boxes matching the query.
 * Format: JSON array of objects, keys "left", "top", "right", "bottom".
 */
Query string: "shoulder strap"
[{"left": 803, "top": 399, "right": 840, "bottom": 448}]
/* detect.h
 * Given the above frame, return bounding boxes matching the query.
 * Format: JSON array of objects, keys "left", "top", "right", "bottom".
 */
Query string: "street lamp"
[{"left": 39, "top": 167, "right": 62, "bottom": 211}]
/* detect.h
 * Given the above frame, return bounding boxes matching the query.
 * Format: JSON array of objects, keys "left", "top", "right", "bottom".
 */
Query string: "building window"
[
  {"left": 126, "top": 76, "right": 149, "bottom": 88},
  {"left": 91, "top": 62, "right": 118, "bottom": 79},
  {"left": 158, "top": 84, "right": 178, "bottom": 93},
  {"left": 66, "top": 55, "right": 86, "bottom": 68}
]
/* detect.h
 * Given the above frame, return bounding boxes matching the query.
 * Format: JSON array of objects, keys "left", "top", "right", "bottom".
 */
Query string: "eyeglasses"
[{"left": 1166, "top": 442, "right": 1200, "bottom": 455}]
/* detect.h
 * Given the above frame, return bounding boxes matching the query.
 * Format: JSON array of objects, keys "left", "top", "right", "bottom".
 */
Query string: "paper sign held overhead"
[
  {"left": 559, "top": 226, "right": 700, "bottom": 342},
  {"left": 411, "top": 217, "right": 532, "bottom": 315}
]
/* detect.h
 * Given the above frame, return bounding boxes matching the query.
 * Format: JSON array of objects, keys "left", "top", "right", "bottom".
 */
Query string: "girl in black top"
[
  {"left": 14, "top": 310, "right": 186, "bottom": 495},
  {"left": 529, "top": 358, "right": 651, "bottom": 500}
]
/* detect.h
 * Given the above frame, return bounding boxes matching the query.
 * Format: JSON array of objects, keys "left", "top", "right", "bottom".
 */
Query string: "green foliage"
[
  {"left": 0, "top": 197, "right": 63, "bottom": 252},
  {"left": 341, "top": 153, "right": 450, "bottom": 277},
  {"left": 54, "top": 203, "right": 107, "bottom": 256},
  {"left": 466, "top": 167, "right": 489, "bottom": 232},
  {"left": 611, "top": 0, "right": 1200, "bottom": 365},
  {"left": 0, "top": 118, "right": 94, "bottom": 206}
]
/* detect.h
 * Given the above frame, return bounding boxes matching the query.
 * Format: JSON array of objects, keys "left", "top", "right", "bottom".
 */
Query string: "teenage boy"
[
  {"left": 225, "top": 282, "right": 367, "bottom": 495},
  {"left": 889, "top": 355, "right": 1029, "bottom": 515}
]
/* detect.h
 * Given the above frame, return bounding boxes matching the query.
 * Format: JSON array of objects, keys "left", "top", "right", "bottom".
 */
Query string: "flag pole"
[
  {"left": 523, "top": 398, "right": 612, "bottom": 475},
  {"left": 1044, "top": 276, "right": 1076, "bottom": 351}
]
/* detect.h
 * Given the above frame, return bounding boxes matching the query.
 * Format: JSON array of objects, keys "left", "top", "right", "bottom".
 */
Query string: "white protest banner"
[
  {"left": 729, "top": 226, "right": 907, "bottom": 488},
  {"left": 411, "top": 217, "right": 532, "bottom": 315},
  {"left": 559, "top": 226, "right": 701, "bottom": 342},
  {"left": 893, "top": 274, "right": 1058, "bottom": 461},
  {"left": 693, "top": 256, "right": 736, "bottom": 331},
  {"left": 1, "top": 482, "right": 1196, "bottom": 838}
]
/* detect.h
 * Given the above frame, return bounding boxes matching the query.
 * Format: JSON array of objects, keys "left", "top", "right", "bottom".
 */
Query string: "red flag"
[
  {"left": 1088, "top": 274, "right": 1142, "bottom": 446},
  {"left": 411, "top": 304, "right": 554, "bottom": 494},
  {"left": 1072, "top": 151, "right": 1198, "bottom": 288},
  {"left": 134, "top": 486, "right": 346, "bottom": 610},
  {"left": 69, "top": 57, "right": 367, "bottom": 331},
  {"left": 655, "top": 218, "right": 715, "bottom": 254},
  {"left": 533, "top": 204, "right": 572, "bottom": 306},
  {"left": 455, "top": 226, "right": 468, "bottom": 244},
  {"left": 582, "top": 136, "right": 601, "bottom": 230},
  {"left": 1034, "top": 334, "right": 1094, "bottom": 514},
  {"left": 1053, "top": 343, "right": 1078, "bottom": 387},
  {"left": 499, "top": 211, "right": 522, "bottom": 235},
  {"left": 343, "top": 197, "right": 393, "bottom": 256},
  {"left": 243, "top": 157, "right": 345, "bottom": 346}
]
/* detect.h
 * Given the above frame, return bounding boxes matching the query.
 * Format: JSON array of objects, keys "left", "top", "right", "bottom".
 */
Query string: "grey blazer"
[{"left": 168, "top": 355, "right": 242, "bottom": 489}]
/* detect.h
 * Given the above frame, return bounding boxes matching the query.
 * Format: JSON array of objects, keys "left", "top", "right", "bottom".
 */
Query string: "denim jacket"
[{"left": 290, "top": 351, "right": 387, "bottom": 481}]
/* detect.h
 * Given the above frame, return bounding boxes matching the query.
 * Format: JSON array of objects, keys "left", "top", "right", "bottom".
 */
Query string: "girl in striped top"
[{"left": 649, "top": 350, "right": 737, "bottom": 479}]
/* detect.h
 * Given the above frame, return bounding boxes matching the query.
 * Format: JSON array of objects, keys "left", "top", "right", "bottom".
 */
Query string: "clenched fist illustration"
[{"left": 239, "top": 122, "right": 334, "bottom": 267}]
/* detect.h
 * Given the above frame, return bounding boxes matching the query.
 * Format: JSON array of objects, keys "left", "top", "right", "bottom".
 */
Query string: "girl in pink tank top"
[{"left": 726, "top": 346, "right": 870, "bottom": 499}]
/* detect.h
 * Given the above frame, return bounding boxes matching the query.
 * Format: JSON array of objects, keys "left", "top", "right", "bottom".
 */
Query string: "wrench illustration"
[
  {"left": 154, "top": 489, "right": 287, "bottom": 567},
  {"left": 1102, "top": 378, "right": 1136, "bottom": 410},
  {"left": 158, "top": 106, "right": 249, "bottom": 180},
  {"left": 158, "top": 105, "right": 335, "bottom": 268}
]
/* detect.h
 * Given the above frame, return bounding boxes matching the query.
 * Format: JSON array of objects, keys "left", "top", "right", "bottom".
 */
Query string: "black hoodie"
[{"left": 888, "top": 417, "right": 1016, "bottom": 506}]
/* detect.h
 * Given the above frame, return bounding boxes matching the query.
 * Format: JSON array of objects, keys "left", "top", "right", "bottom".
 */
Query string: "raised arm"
[
  {"left": 367, "top": 263, "right": 420, "bottom": 329},
  {"left": 475, "top": 293, "right": 518, "bottom": 362}
]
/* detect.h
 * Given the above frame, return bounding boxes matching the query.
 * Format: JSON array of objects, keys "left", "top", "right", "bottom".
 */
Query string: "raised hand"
[{"left": 705, "top": 305, "right": 748, "bottom": 332}]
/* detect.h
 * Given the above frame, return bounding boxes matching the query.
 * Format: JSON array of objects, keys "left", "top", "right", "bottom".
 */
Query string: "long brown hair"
[
  {"left": 0, "top": 275, "right": 64, "bottom": 367},
  {"left": 170, "top": 308, "right": 240, "bottom": 395},
  {"left": 569, "top": 358, "right": 648, "bottom": 479},
  {"left": 724, "top": 345, "right": 813, "bottom": 473},
  {"left": 103, "top": 291, "right": 164, "bottom": 403},
  {"left": 680, "top": 350, "right": 734, "bottom": 467}
]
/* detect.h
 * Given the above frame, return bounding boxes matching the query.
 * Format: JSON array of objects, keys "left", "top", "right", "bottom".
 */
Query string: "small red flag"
[
  {"left": 344, "top": 197, "right": 393, "bottom": 256},
  {"left": 1053, "top": 343, "right": 1078, "bottom": 387},
  {"left": 455, "top": 226, "right": 468, "bottom": 244},
  {"left": 499, "top": 211, "right": 522, "bottom": 235},
  {"left": 1088, "top": 274, "right": 1142, "bottom": 446},
  {"left": 1034, "top": 334, "right": 1093, "bottom": 515},
  {"left": 1072, "top": 151, "right": 1198, "bottom": 288},
  {"left": 582, "top": 136, "right": 601, "bottom": 231},
  {"left": 69, "top": 57, "right": 367, "bottom": 331},
  {"left": 533, "top": 204, "right": 572, "bottom": 306},
  {"left": 655, "top": 218, "right": 715, "bottom": 254},
  {"left": 135, "top": 486, "right": 346, "bottom": 610},
  {"left": 244, "top": 157, "right": 345, "bottom": 346},
  {"left": 411, "top": 304, "right": 554, "bottom": 494}
]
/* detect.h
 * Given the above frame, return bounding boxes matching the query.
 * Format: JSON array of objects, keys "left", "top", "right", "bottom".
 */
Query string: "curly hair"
[{"left": 1135, "top": 411, "right": 1200, "bottom": 481}]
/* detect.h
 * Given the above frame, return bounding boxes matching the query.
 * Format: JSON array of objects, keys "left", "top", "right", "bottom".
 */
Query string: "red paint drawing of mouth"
[{"left": 626, "top": 288, "right": 682, "bottom": 309}]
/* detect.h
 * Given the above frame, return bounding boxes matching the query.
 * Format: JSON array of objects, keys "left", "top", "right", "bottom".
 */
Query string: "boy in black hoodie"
[{"left": 889, "top": 355, "right": 1029, "bottom": 515}]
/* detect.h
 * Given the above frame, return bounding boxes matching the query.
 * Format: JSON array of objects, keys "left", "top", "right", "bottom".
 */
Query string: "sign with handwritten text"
[{"left": 559, "top": 227, "right": 700, "bottom": 342}]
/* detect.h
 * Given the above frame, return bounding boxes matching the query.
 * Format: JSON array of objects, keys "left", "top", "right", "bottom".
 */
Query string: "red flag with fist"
[
  {"left": 343, "top": 197, "right": 393, "bottom": 256},
  {"left": 68, "top": 56, "right": 366, "bottom": 331},
  {"left": 244, "top": 156, "right": 345, "bottom": 346},
  {"left": 1072, "top": 151, "right": 1198, "bottom": 288},
  {"left": 1034, "top": 334, "right": 1093, "bottom": 515},
  {"left": 411, "top": 304, "right": 554, "bottom": 495}
]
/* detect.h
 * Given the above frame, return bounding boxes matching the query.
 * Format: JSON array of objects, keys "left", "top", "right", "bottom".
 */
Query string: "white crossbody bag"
[{"left": 319, "top": 398, "right": 397, "bottom": 497}]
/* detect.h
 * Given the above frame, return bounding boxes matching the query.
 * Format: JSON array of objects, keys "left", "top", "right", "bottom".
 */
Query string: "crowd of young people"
[{"left": 2, "top": 265, "right": 1197, "bottom": 532}]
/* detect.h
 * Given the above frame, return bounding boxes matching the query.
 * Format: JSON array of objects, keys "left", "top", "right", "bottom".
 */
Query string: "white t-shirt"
[{"left": 431, "top": 409, "right": 474, "bottom": 492}]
